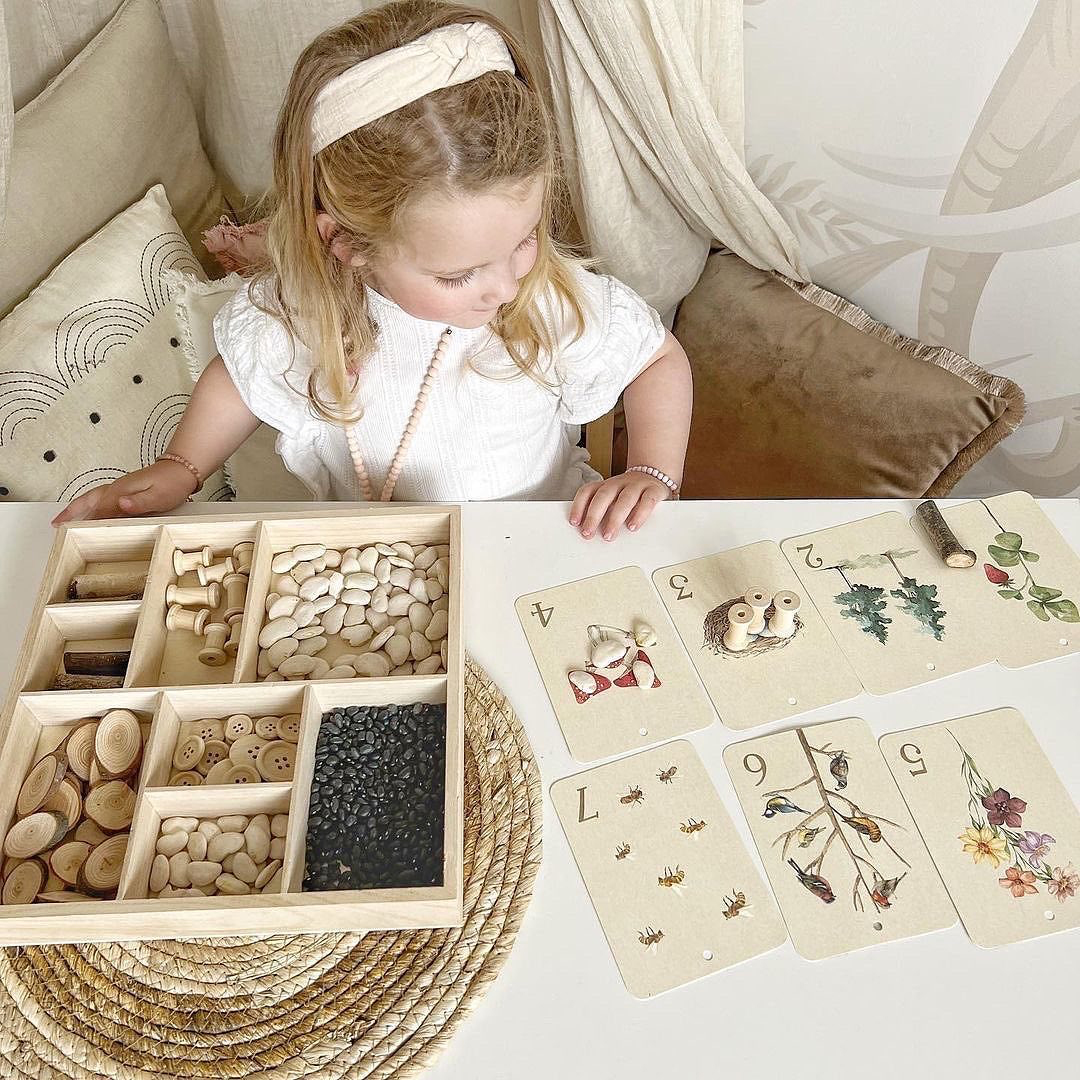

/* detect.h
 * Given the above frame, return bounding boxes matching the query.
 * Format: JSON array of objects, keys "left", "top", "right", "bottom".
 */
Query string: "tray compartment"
[
  {"left": 45, "top": 521, "right": 159, "bottom": 606},
  {"left": 23, "top": 605, "right": 141, "bottom": 693}
]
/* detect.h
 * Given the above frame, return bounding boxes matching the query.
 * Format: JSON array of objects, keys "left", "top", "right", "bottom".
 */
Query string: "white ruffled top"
[{"left": 213, "top": 266, "right": 666, "bottom": 502}]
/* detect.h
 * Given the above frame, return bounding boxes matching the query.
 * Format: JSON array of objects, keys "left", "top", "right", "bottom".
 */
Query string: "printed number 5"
[{"left": 899, "top": 743, "right": 928, "bottom": 777}]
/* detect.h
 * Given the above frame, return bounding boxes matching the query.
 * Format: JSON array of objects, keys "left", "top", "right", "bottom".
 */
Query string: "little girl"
[{"left": 55, "top": 0, "right": 692, "bottom": 541}]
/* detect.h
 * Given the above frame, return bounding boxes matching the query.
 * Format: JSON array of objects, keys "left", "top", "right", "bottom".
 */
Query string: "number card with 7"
[{"left": 516, "top": 567, "right": 714, "bottom": 761}]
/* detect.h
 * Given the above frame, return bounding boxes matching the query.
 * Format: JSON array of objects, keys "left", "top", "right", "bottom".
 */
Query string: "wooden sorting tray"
[{"left": 0, "top": 507, "right": 464, "bottom": 945}]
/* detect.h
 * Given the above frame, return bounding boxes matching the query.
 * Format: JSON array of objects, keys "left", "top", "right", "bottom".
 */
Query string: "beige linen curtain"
[{"left": 537, "top": 0, "right": 808, "bottom": 315}]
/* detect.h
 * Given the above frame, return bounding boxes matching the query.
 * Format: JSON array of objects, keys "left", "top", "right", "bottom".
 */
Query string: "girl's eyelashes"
[{"left": 434, "top": 231, "right": 538, "bottom": 289}]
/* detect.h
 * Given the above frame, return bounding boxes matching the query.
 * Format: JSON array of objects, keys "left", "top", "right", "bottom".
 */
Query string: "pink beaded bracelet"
[{"left": 626, "top": 465, "right": 680, "bottom": 500}]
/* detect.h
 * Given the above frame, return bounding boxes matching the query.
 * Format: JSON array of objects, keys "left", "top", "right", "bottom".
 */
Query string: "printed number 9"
[{"left": 743, "top": 753, "right": 767, "bottom": 787}]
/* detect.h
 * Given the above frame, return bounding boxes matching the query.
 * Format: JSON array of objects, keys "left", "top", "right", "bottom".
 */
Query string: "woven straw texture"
[{"left": 0, "top": 657, "right": 542, "bottom": 1079}]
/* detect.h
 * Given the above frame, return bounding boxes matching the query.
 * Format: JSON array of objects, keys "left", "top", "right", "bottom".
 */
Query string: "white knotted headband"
[{"left": 310, "top": 21, "right": 516, "bottom": 155}]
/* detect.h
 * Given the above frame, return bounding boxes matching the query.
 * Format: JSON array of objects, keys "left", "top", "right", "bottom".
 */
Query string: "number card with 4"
[
  {"left": 880, "top": 708, "right": 1080, "bottom": 948},
  {"left": 551, "top": 740, "right": 787, "bottom": 997},
  {"left": 724, "top": 717, "right": 955, "bottom": 960},
  {"left": 516, "top": 567, "right": 715, "bottom": 761}
]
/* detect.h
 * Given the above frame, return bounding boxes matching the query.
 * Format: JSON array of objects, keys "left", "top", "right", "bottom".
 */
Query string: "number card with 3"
[
  {"left": 880, "top": 708, "right": 1080, "bottom": 948},
  {"left": 515, "top": 567, "right": 715, "bottom": 761}
]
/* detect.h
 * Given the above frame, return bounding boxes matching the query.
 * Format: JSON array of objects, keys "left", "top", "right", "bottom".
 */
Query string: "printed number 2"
[
  {"left": 795, "top": 543, "right": 823, "bottom": 569},
  {"left": 669, "top": 575, "right": 693, "bottom": 601},
  {"left": 899, "top": 743, "right": 928, "bottom": 777},
  {"left": 531, "top": 601, "right": 553, "bottom": 627}
]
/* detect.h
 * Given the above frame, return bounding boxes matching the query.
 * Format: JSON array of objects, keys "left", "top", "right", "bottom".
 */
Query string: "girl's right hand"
[{"left": 52, "top": 460, "right": 199, "bottom": 525}]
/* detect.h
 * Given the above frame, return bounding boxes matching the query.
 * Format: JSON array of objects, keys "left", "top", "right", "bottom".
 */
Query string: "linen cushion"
[
  {"left": 0, "top": 0, "right": 225, "bottom": 316},
  {"left": 672, "top": 253, "right": 1025, "bottom": 498},
  {"left": 0, "top": 185, "right": 229, "bottom": 503}
]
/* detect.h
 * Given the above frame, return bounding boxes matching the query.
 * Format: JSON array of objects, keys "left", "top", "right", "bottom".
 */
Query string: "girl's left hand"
[{"left": 569, "top": 472, "right": 671, "bottom": 540}]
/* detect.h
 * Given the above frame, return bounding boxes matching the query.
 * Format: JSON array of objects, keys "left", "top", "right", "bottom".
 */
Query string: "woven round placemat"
[{"left": 0, "top": 657, "right": 542, "bottom": 1079}]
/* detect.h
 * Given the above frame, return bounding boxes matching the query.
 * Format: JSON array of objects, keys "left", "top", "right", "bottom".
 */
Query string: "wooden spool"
[
  {"left": 2, "top": 858, "right": 47, "bottom": 905},
  {"left": 3, "top": 812, "right": 70, "bottom": 859},
  {"left": 16, "top": 753, "right": 66, "bottom": 817},
  {"left": 232, "top": 542, "right": 255, "bottom": 574},
  {"left": 225, "top": 619, "right": 243, "bottom": 657},
  {"left": 79, "top": 834, "right": 128, "bottom": 896},
  {"left": 915, "top": 500, "right": 977, "bottom": 568},
  {"left": 221, "top": 572, "right": 248, "bottom": 623},
  {"left": 166, "top": 582, "right": 221, "bottom": 609},
  {"left": 166, "top": 605, "right": 210, "bottom": 635},
  {"left": 173, "top": 546, "right": 213, "bottom": 576},
  {"left": 84, "top": 781, "right": 135, "bottom": 832},
  {"left": 198, "top": 623, "right": 230, "bottom": 667},
  {"left": 50, "top": 841, "right": 91, "bottom": 885},
  {"left": 94, "top": 710, "right": 143, "bottom": 778},
  {"left": 768, "top": 590, "right": 802, "bottom": 638},
  {"left": 198, "top": 557, "right": 236, "bottom": 586},
  {"left": 723, "top": 603, "right": 754, "bottom": 653},
  {"left": 62, "top": 720, "right": 98, "bottom": 782}
]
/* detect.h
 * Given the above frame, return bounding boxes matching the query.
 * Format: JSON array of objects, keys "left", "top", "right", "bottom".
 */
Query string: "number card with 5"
[
  {"left": 516, "top": 567, "right": 715, "bottom": 761},
  {"left": 880, "top": 708, "right": 1080, "bottom": 948}
]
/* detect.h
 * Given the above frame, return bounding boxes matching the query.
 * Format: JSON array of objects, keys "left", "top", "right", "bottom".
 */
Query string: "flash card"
[
  {"left": 654, "top": 541, "right": 861, "bottom": 729},
  {"left": 551, "top": 741, "right": 786, "bottom": 997},
  {"left": 516, "top": 567, "right": 714, "bottom": 761},
  {"left": 724, "top": 717, "right": 955, "bottom": 960},
  {"left": 881, "top": 708, "right": 1080, "bottom": 948}
]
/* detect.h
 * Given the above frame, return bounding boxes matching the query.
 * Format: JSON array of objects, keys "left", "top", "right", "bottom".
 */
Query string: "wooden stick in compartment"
[
  {"left": 48, "top": 521, "right": 159, "bottom": 606},
  {"left": 126, "top": 521, "right": 261, "bottom": 688},
  {"left": 236, "top": 507, "right": 459, "bottom": 686},
  {"left": 120, "top": 783, "right": 291, "bottom": 900},
  {"left": 0, "top": 689, "right": 158, "bottom": 905},
  {"left": 140, "top": 683, "right": 307, "bottom": 789},
  {"left": 282, "top": 676, "right": 460, "bottom": 914},
  {"left": 21, "top": 604, "right": 140, "bottom": 693}
]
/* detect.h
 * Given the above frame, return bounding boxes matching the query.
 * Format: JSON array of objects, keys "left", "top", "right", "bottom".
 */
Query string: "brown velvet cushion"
[{"left": 669, "top": 253, "right": 1024, "bottom": 498}]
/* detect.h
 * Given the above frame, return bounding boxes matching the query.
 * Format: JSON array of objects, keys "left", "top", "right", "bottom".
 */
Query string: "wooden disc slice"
[
  {"left": 16, "top": 754, "right": 67, "bottom": 817},
  {"left": 229, "top": 734, "right": 267, "bottom": 768},
  {"left": 202, "top": 760, "right": 233, "bottom": 785},
  {"left": 187, "top": 717, "right": 226, "bottom": 743},
  {"left": 50, "top": 840, "right": 91, "bottom": 885},
  {"left": 168, "top": 771, "right": 203, "bottom": 787},
  {"left": 254, "top": 716, "right": 280, "bottom": 739},
  {"left": 74, "top": 819, "right": 108, "bottom": 846},
  {"left": 3, "top": 812, "right": 69, "bottom": 859},
  {"left": 1, "top": 856, "right": 26, "bottom": 881},
  {"left": 95, "top": 710, "right": 143, "bottom": 778},
  {"left": 62, "top": 720, "right": 98, "bottom": 782},
  {"left": 2, "top": 858, "right": 47, "bottom": 905},
  {"left": 41, "top": 778, "right": 82, "bottom": 828},
  {"left": 255, "top": 740, "right": 295, "bottom": 782},
  {"left": 223, "top": 764, "right": 260, "bottom": 785},
  {"left": 89, "top": 758, "right": 102, "bottom": 787},
  {"left": 199, "top": 739, "right": 230, "bottom": 773},
  {"left": 79, "top": 833, "right": 128, "bottom": 896},
  {"left": 172, "top": 735, "right": 205, "bottom": 771},
  {"left": 38, "top": 890, "right": 95, "bottom": 903},
  {"left": 224, "top": 714, "right": 253, "bottom": 742},
  {"left": 276, "top": 715, "right": 301, "bottom": 744},
  {"left": 84, "top": 780, "right": 135, "bottom": 831}
]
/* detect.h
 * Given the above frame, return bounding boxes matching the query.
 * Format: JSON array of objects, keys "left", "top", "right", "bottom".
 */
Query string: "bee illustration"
[
  {"left": 841, "top": 813, "right": 881, "bottom": 842},
  {"left": 679, "top": 817, "right": 707, "bottom": 834},
  {"left": 615, "top": 842, "right": 632, "bottom": 861},
  {"left": 638, "top": 926, "right": 664, "bottom": 947},
  {"left": 829, "top": 750, "right": 850, "bottom": 790},
  {"left": 657, "top": 765, "right": 678, "bottom": 784},
  {"left": 620, "top": 785, "right": 645, "bottom": 806},
  {"left": 722, "top": 889, "right": 749, "bottom": 919},
  {"left": 657, "top": 865, "right": 685, "bottom": 888}
]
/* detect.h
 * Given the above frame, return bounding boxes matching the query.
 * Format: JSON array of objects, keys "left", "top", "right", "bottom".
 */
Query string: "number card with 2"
[
  {"left": 551, "top": 741, "right": 786, "bottom": 998},
  {"left": 724, "top": 717, "right": 955, "bottom": 960},
  {"left": 880, "top": 708, "right": 1080, "bottom": 948},
  {"left": 516, "top": 567, "right": 714, "bottom": 761}
]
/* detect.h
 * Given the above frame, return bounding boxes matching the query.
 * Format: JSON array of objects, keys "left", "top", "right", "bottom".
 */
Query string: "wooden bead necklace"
[{"left": 346, "top": 326, "right": 452, "bottom": 502}]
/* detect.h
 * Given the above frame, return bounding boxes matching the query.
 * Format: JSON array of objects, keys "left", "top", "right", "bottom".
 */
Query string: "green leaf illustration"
[
  {"left": 890, "top": 577, "right": 947, "bottom": 640},
  {"left": 1027, "top": 600, "right": 1050, "bottom": 622},
  {"left": 1028, "top": 585, "right": 1063, "bottom": 602},
  {"left": 988, "top": 545, "right": 1020, "bottom": 566},
  {"left": 1019, "top": 551, "right": 1040, "bottom": 562},
  {"left": 997, "top": 589, "right": 1022, "bottom": 599},
  {"left": 994, "top": 532, "right": 1023, "bottom": 551},
  {"left": 1045, "top": 600, "right": 1080, "bottom": 622},
  {"left": 834, "top": 583, "right": 891, "bottom": 644}
]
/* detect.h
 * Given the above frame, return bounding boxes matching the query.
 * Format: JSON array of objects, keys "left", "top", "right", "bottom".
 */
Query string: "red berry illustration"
[{"left": 984, "top": 563, "right": 1011, "bottom": 585}]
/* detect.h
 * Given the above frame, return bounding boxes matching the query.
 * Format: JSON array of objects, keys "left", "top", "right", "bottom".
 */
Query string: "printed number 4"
[{"left": 531, "top": 601, "right": 553, "bottom": 627}]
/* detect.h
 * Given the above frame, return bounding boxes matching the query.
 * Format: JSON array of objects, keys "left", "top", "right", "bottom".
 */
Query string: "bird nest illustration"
[{"left": 702, "top": 597, "right": 804, "bottom": 660}]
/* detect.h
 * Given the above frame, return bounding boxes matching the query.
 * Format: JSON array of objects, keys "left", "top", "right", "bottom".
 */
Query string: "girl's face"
[{"left": 365, "top": 176, "right": 544, "bottom": 329}]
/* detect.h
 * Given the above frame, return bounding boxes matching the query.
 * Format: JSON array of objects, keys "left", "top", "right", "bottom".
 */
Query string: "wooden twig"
[{"left": 916, "top": 500, "right": 976, "bottom": 568}]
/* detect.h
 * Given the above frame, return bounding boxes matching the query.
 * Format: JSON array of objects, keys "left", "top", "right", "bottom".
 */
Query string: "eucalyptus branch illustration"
[
  {"left": 767, "top": 731, "right": 910, "bottom": 913},
  {"left": 980, "top": 502, "right": 1079, "bottom": 623},
  {"left": 883, "top": 552, "right": 947, "bottom": 640},
  {"left": 952, "top": 731, "right": 1077, "bottom": 901},
  {"left": 827, "top": 564, "right": 892, "bottom": 644}
]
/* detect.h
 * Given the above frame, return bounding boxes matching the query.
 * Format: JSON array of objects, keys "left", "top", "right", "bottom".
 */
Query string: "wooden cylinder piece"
[
  {"left": 744, "top": 586, "right": 770, "bottom": 634},
  {"left": 173, "top": 546, "right": 213, "bottom": 576},
  {"left": 724, "top": 603, "right": 754, "bottom": 652},
  {"left": 225, "top": 619, "right": 243, "bottom": 657},
  {"left": 915, "top": 500, "right": 976, "bottom": 568},
  {"left": 67, "top": 569, "right": 147, "bottom": 601},
  {"left": 232, "top": 542, "right": 255, "bottom": 574},
  {"left": 221, "top": 572, "right": 248, "bottom": 623},
  {"left": 198, "top": 557, "right": 236, "bottom": 586},
  {"left": 199, "top": 622, "right": 230, "bottom": 667},
  {"left": 166, "top": 605, "right": 210, "bottom": 635},
  {"left": 769, "top": 590, "right": 802, "bottom": 638},
  {"left": 166, "top": 582, "right": 221, "bottom": 609}
]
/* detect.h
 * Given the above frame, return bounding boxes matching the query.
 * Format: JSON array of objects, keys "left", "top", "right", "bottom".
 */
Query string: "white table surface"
[{"left": 2, "top": 499, "right": 1078, "bottom": 1080}]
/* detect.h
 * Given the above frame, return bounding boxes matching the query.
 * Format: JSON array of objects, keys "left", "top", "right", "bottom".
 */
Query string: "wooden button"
[
  {"left": 224, "top": 714, "right": 253, "bottom": 741},
  {"left": 276, "top": 715, "right": 301, "bottom": 743},
  {"left": 223, "top": 764, "right": 260, "bottom": 785},
  {"left": 255, "top": 741, "right": 295, "bottom": 782},
  {"left": 198, "top": 739, "right": 230, "bottom": 773},
  {"left": 255, "top": 716, "right": 280, "bottom": 739},
  {"left": 168, "top": 770, "right": 203, "bottom": 786},
  {"left": 229, "top": 734, "right": 267, "bottom": 768},
  {"left": 173, "top": 735, "right": 205, "bottom": 771}
]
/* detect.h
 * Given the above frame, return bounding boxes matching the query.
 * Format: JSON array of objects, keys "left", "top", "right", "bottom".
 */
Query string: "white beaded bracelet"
[{"left": 626, "top": 465, "right": 680, "bottom": 500}]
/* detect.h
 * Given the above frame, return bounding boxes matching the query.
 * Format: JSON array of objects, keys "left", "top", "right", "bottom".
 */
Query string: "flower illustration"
[
  {"left": 1018, "top": 831, "right": 1055, "bottom": 868},
  {"left": 959, "top": 825, "right": 1009, "bottom": 869},
  {"left": 982, "top": 788, "right": 1027, "bottom": 828},
  {"left": 1047, "top": 865, "right": 1080, "bottom": 903},
  {"left": 999, "top": 866, "right": 1038, "bottom": 898}
]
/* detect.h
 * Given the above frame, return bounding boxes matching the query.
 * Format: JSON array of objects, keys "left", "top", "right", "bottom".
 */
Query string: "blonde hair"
[{"left": 250, "top": 0, "right": 587, "bottom": 423}]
